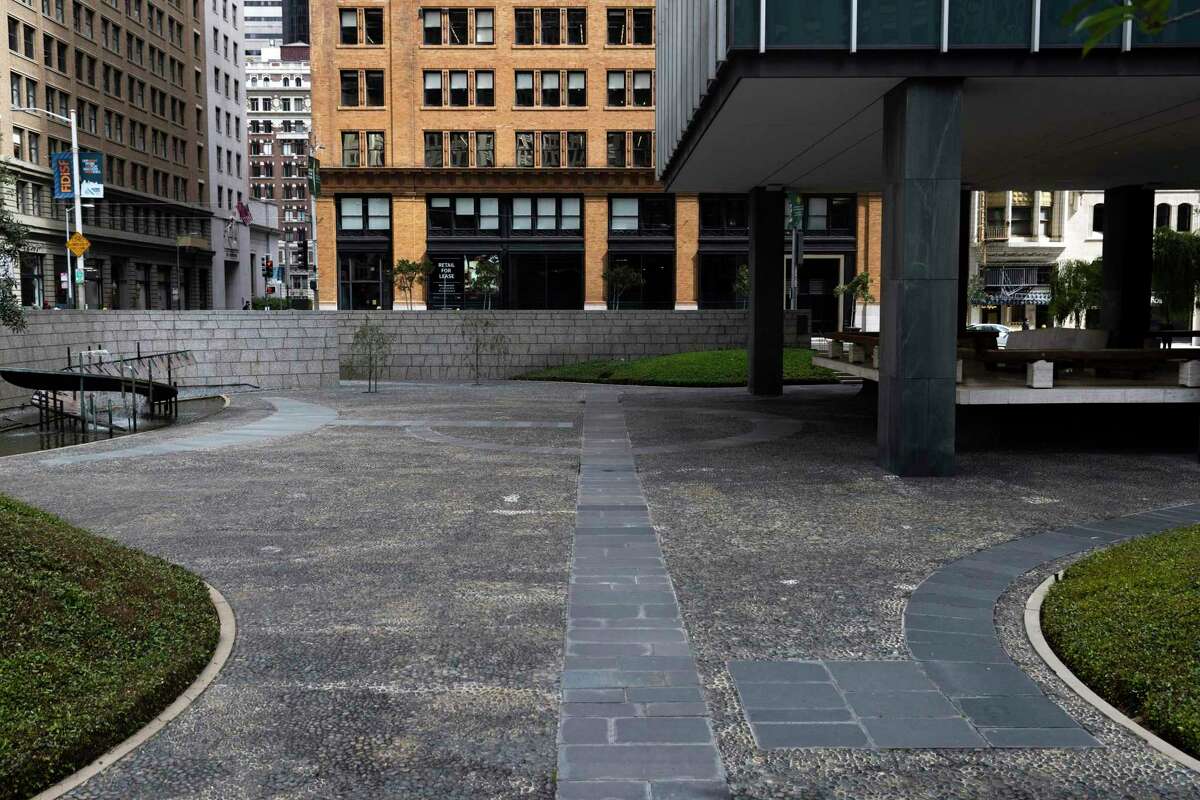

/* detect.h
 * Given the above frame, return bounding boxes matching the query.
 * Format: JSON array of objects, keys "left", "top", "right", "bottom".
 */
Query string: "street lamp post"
[{"left": 12, "top": 106, "right": 86, "bottom": 309}]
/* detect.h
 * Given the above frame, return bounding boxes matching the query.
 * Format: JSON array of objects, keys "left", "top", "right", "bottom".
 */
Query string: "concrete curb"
[
  {"left": 1025, "top": 573, "right": 1200, "bottom": 775},
  {"left": 29, "top": 582, "right": 238, "bottom": 800}
]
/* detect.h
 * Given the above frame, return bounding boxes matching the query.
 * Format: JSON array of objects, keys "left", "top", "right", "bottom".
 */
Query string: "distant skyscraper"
[
  {"left": 283, "top": 0, "right": 310, "bottom": 43},
  {"left": 245, "top": 0, "right": 283, "bottom": 56}
]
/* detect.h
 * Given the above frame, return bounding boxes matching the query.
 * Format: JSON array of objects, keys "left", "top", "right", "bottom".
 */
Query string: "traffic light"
[{"left": 262, "top": 257, "right": 273, "bottom": 280}]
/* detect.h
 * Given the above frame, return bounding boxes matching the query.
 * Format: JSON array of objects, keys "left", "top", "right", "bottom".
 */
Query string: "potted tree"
[
  {"left": 603, "top": 259, "right": 645, "bottom": 310},
  {"left": 393, "top": 256, "right": 431, "bottom": 310},
  {"left": 466, "top": 255, "right": 502, "bottom": 310},
  {"left": 833, "top": 271, "right": 875, "bottom": 331}
]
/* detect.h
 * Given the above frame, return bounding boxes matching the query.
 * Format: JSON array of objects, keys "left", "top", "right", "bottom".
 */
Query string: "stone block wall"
[
  {"left": 0, "top": 311, "right": 340, "bottom": 409},
  {"left": 1, "top": 309, "right": 811, "bottom": 407},
  {"left": 338, "top": 310, "right": 811, "bottom": 381}
]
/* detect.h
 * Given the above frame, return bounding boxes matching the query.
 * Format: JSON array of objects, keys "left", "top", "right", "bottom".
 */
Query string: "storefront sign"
[{"left": 429, "top": 259, "right": 464, "bottom": 309}]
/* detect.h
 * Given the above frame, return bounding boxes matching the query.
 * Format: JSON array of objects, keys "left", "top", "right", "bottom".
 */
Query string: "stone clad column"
[
  {"left": 748, "top": 188, "right": 784, "bottom": 396},
  {"left": 1099, "top": 186, "right": 1154, "bottom": 348},
  {"left": 674, "top": 194, "right": 699, "bottom": 310},
  {"left": 878, "top": 79, "right": 963, "bottom": 477}
]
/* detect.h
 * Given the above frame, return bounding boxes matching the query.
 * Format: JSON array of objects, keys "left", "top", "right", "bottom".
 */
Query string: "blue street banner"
[{"left": 49, "top": 151, "right": 104, "bottom": 200}]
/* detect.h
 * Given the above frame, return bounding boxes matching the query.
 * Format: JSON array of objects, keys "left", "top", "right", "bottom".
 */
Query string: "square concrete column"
[
  {"left": 748, "top": 187, "right": 784, "bottom": 396},
  {"left": 1100, "top": 186, "right": 1154, "bottom": 348},
  {"left": 878, "top": 79, "right": 963, "bottom": 477},
  {"left": 957, "top": 190, "right": 972, "bottom": 331}
]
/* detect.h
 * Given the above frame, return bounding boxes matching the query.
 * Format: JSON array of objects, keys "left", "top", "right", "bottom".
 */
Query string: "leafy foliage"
[
  {"left": 603, "top": 259, "right": 645, "bottom": 310},
  {"left": 1049, "top": 258, "right": 1103, "bottom": 327},
  {"left": 1065, "top": 0, "right": 1200, "bottom": 53},
  {"left": 349, "top": 319, "right": 392, "bottom": 392},
  {"left": 466, "top": 255, "right": 502, "bottom": 310},
  {"left": 734, "top": 264, "right": 750, "bottom": 308},
  {"left": 1152, "top": 228, "right": 1200, "bottom": 327},
  {"left": 0, "top": 165, "right": 30, "bottom": 332},
  {"left": 833, "top": 271, "right": 875, "bottom": 329},
  {"left": 516, "top": 348, "right": 839, "bottom": 387},
  {"left": 393, "top": 257, "right": 431, "bottom": 310},
  {"left": 0, "top": 495, "right": 218, "bottom": 799},
  {"left": 1042, "top": 525, "right": 1200, "bottom": 758}
]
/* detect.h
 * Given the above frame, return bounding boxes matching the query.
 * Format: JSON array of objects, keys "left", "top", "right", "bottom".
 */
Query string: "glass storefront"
[{"left": 336, "top": 195, "right": 393, "bottom": 309}]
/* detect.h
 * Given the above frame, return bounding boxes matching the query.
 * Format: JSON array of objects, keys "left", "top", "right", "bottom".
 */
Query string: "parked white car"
[{"left": 967, "top": 323, "right": 1010, "bottom": 349}]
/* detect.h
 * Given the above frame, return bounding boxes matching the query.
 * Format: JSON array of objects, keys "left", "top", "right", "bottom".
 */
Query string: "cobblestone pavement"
[{"left": 1, "top": 381, "right": 1198, "bottom": 799}]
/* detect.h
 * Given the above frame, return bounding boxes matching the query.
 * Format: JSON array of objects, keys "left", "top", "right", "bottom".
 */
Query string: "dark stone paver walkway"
[{"left": 557, "top": 392, "right": 729, "bottom": 800}]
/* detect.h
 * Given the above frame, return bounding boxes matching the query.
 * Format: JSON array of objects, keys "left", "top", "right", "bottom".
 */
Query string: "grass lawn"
[
  {"left": 515, "top": 348, "right": 839, "bottom": 387},
  {"left": 1041, "top": 525, "right": 1200, "bottom": 758},
  {"left": 0, "top": 495, "right": 219, "bottom": 799}
]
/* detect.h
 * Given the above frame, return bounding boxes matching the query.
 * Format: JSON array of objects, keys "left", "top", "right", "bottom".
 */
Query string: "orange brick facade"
[{"left": 310, "top": 1, "right": 881, "bottom": 314}]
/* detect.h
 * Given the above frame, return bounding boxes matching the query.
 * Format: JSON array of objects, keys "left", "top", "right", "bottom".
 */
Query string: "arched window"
[
  {"left": 1156, "top": 203, "right": 1171, "bottom": 229},
  {"left": 1178, "top": 203, "right": 1193, "bottom": 233},
  {"left": 283, "top": 77, "right": 290, "bottom": 87},
  {"left": 1092, "top": 203, "right": 1104, "bottom": 234}
]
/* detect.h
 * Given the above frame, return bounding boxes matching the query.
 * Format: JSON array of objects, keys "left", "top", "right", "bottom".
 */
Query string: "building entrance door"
[{"left": 794, "top": 254, "right": 845, "bottom": 334}]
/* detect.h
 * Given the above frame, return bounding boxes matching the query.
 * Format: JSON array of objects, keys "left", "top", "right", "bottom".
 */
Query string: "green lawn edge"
[
  {"left": 513, "top": 348, "right": 840, "bottom": 387},
  {"left": 0, "top": 495, "right": 220, "bottom": 800},
  {"left": 1041, "top": 525, "right": 1200, "bottom": 758}
]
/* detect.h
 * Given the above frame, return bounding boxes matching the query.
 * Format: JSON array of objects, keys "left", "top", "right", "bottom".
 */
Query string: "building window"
[
  {"left": 1092, "top": 203, "right": 1104, "bottom": 234},
  {"left": 633, "top": 8, "right": 653, "bottom": 43},
  {"left": 449, "top": 71, "right": 468, "bottom": 106},
  {"left": 515, "top": 71, "right": 533, "bottom": 106},
  {"left": 339, "top": 9, "right": 356, "bottom": 44},
  {"left": 516, "top": 131, "right": 534, "bottom": 167},
  {"left": 541, "top": 132, "right": 561, "bottom": 167},
  {"left": 475, "top": 9, "right": 493, "bottom": 43},
  {"left": 607, "top": 8, "right": 626, "bottom": 44},
  {"left": 567, "top": 70, "right": 586, "bottom": 106},
  {"left": 699, "top": 195, "right": 749, "bottom": 236},
  {"left": 1156, "top": 202, "right": 1172, "bottom": 229},
  {"left": 366, "top": 131, "right": 385, "bottom": 166},
  {"left": 610, "top": 196, "right": 674, "bottom": 234},
  {"left": 340, "top": 70, "right": 359, "bottom": 105},
  {"left": 632, "top": 70, "right": 653, "bottom": 106},
  {"left": 610, "top": 197, "right": 638, "bottom": 231},
  {"left": 541, "top": 71, "right": 559, "bottom": 106},
  {"left": 566, "top": 132, "right": 586, "bottom": 167},
  {"left": 1178, "top": 203, "right": 1193, "bottom": 233},
  {"left": 476, "top": 131, "right": 494, "bottom": 167},
  {"left": 364, "top": 8, "right": 384, "bottom": 44},
  {"left": 514, "top": 8, "right": 534, "bottom": 44},
  {"left": 805, "top": 196, "right": 854, "bottom": 234},
  {"left": 341, "top": 132, "right": 360, "bottom": 166},
  {"left": 422, "top": 9, "right": 441, "bottom": 44},
  {"left": 364, "top": 70, "right": 385, "bottom": 106},
  {"left": 607, "top": 71, "right": 625, "bottom": 106},
  {"left": 541, "top": 8, "right": 560, "bottom": 44},
  {"left": 447, "top": 8, "right": 468, "bottom": 44},
  {"left": 449, "top": 131, "right": 469, "bottom": 166},
  {"left": 631, "top": 131, "right": 652, "bottom": 167},
  {"left": 606, "top": 132, "right": 625, "bottom": 167},
  {"left": 567, "top": 8, "right": 586, "bottom": 44},
  {"left": 475, "top": 70, "right": 494, "bottom": 106},
  {"left": 424, "top": 71, "right": 442, "bottom": 106},
  {"left": 424, "top": 131, "right": 443, "bottom": 167}
]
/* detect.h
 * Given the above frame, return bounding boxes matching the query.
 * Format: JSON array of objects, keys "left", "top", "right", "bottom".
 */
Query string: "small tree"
[
  {"left": 350, "top": 319, "right": 392, "bottom": 393},
  {"left": 833, "top": 271, "right": 875, "bottom": 330},
  {"left": 603, "top": 259, "right": 644, "bottom": 310},
  {"left": 459, "top": 313, "right": 510, "bottom": 385},
  {"left": 1049, "top": 258, "right": 1103, "bottom": 328},
  {"left": 734, "top": 264, "right": 750, "bottom": 309},
  {"left": 394, "top": 256, "right": 431, "bottom": 310},
  {"left": 467, "top": 255, "right": 501, "bottom": 310},
  {"left": 0, "top": 164, "right": 30, "bottom": 332},
  {"left": 1152, "top": 228, "right": 1200, "bottom": 328}
]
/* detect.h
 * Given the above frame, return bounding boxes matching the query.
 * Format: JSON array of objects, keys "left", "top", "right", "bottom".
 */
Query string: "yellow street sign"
[{"left": 67, "top": 232, "right": 90, "bottom": 257}]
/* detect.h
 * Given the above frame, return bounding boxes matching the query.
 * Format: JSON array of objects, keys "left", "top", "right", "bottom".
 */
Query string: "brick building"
[
  {"left": 310, "top": 1, "right": 880, "bottom": 320},
  {"left": 3, "top": 0, "right": 217, "bottom": 310}
]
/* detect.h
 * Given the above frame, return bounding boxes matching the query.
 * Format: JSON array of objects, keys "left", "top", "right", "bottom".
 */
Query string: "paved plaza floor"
[{"left": 2, "top": 381, "right": 1199, "bottom": 799}]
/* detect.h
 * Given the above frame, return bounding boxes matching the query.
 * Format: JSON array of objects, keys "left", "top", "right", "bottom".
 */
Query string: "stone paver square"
[
  {"left": 921, "top": 661, "right": 1042, "bottom": 697},
  {"left": 861, "top": 717, "right": 988, "bottom": 748},
  {"left": 613, "top": 717, "right": 712, "bottom": 744},
  {"left": 559, "top": 744, "right": 723, "bottom": 781},
  {"left": 824, "top": 661, "right": 937, "bottom": 692},
  {"left": 649, "top": 780, "right": 732, "bottom": 799},
  {"left": 752, "top": 723, "right": 871, "bottom": 749},
  {"left": 957, "top": 696, "right": 1077, "bottom": 728},
  {"left": 735, "top": 681, "right": 845, "bottom": 710},
  {"left": 728, "top": 660, "right": 829, "bottom": 683},
  {"left": 843, "top": 691, "right": 960, "bottom": 718},
  {"left": 557, "top": 780, "right": 649, "bottom": 799},
  {"left": 979, "top": 727, "right": 1101, "bottom": 748}
]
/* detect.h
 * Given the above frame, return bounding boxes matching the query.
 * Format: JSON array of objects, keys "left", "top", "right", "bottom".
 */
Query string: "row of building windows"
[
  {"left": 247, "top": 95, "right": 308, "bottom": 112},
  {"left": 413, "top": 7, "right": 653, "bottom": 48},
  {"left": 341, "top": 68, "right": 654, "bottom": 109},
  {"left": 248, "top": 118, "right": 307, "bottom": 134},
  {"left": 336, "top": 129, "right": 654, "bottom": 169}
]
